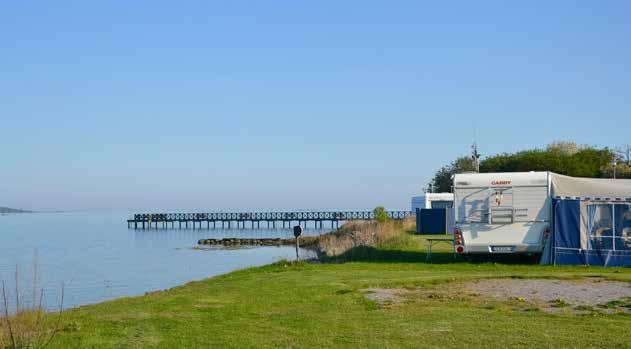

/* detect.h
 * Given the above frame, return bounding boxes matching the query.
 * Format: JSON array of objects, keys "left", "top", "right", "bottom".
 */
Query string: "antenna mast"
[
  {"left": 471, "top": 142, "right": 480, "bottom": 173},
  {"left": 471, "top": 123, "right": 480, "bottom": 173}
]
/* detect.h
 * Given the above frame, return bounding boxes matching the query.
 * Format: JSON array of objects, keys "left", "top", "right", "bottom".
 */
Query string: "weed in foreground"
[{"left": 0, "top": 265, "right": 64, "bottom": 349}]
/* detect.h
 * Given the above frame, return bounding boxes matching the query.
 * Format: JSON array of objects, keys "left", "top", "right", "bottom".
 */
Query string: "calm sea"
[{"left": 0, "top": 212, "right": 319, "bottom": 310}]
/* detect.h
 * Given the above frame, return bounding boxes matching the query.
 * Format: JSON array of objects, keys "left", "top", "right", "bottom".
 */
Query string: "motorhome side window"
[
  {"left": 458, "top": 188, "right": 490, "bottom": 223},
  {"left": 456, "top": 185, "right": 548, "bottom": 224}
]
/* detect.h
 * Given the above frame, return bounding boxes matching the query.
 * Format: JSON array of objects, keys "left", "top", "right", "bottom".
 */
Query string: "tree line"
[{"left": 429, "top": 142, "right": 631, "bottom": 193}]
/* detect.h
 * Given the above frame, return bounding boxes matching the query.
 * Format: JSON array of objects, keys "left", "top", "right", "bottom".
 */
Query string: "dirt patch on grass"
[
  {"left": 361, "top": 288, "right": 410, "bottom": 305},
  {"left": 462, "top": 278, "right": 631, "bottom": 313}
]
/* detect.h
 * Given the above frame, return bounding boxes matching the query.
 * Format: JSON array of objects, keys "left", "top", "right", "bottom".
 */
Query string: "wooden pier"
[{"left": 127, "top": 210, "right": 412, "bottom": 230}]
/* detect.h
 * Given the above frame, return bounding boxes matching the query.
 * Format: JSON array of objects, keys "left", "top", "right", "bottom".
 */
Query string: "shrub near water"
[{"left": 373, "top": 206, "right": 389, "bottom": 223}]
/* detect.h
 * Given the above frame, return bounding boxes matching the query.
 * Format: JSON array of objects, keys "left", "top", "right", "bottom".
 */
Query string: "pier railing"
[{"left": 127, "top": 210, "right": 412, "bottom": 230}]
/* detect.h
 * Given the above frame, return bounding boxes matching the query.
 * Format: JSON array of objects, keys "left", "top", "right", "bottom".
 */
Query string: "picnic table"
[{"left": 426, "top": 237, "right": 454, "bottom": 261}]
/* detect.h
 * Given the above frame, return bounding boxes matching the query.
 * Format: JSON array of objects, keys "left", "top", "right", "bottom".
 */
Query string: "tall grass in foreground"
[
  {"left": 0, "top": 262, "right": 64, "bottom": 349},
  {"left": 315, "top": 217, "right": 416, "bottom": 257}
]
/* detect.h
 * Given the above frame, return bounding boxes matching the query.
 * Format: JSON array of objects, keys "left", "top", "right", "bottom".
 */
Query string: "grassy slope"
[{"left": 51, "top": 229, "right": 631, "bottom": 348}]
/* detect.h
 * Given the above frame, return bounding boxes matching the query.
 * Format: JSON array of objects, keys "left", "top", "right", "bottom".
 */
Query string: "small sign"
[
  {"left": 490, "top": 246, "right": 515, "bottom": 253},
  {"left": 491, "top": 180, "right": 512, "bottom": 186},
  {"left": 293, "top": 225, "right": 303, "bottom": 238}
]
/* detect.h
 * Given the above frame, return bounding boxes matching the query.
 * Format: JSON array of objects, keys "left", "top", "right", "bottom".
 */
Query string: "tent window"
[
  {"left": 587, "top": 204, "right": 614, "bottom": 250},
  {"left": 615, "top": 204, "right": 631, "bottom": 251}
]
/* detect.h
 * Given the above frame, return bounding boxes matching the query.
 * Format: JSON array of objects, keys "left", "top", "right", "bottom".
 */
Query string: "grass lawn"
[{"left": 49, "top": 229, "right": 631, "bottom": 348}]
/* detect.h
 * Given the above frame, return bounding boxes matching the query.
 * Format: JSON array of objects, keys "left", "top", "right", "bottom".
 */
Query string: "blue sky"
[{"left": 1, "top": 1, "right": 630, "bottom": 211}]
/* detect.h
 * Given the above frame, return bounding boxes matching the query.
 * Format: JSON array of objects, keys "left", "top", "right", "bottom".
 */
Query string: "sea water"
[{"left": 0, "top": 212, "right": 319, "bottom": 310}]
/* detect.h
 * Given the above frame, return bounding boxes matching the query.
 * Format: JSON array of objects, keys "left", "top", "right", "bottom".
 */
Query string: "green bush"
[
  {"left": 373, "top": 206, "right": 389, "bottom": 223},
  {"left": 480, "top": 147, "right": 615, "bottom": 178},
  {"left": 429, "top": 156, "right": 477, "bottom": 193},
  {"left": 429, "top": 142, "right": 626, "bottom": 191}
]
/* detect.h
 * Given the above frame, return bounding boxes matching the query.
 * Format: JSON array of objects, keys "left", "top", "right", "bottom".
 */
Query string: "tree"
[
  {"left": 429, "top": 156, "right": 477, "bottom": 193},
  {"left": 617, "top": 144, "right": 631, "bottom": 165},
  {"left": 429, "top": 143, "right": 626, "bottom": 194},
  {"left": 601, "top": 162, "right": 631, "bottom": 179},
  {"left": 547, "top": 141, "right": 579, "bottom": 155},
  {"left": 479, "top": 145, "right": 615, "bottom": 178},
  {"left": 602, "top": 147, "right": 631, "bottom": 179},
  {"left": 373, "top": 206, "right": 389, "bottom": 223}
]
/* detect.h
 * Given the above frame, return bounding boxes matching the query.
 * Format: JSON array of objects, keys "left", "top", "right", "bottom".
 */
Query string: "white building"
[{"left": 411, "top": 193, "right": 454, "bottom": 212}]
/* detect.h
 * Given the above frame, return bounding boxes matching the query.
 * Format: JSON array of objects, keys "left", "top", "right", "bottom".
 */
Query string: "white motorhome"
[
  {"left": 452, "top": 172, "right": 551, "bottom": 255},
  {"left": 411, "top": 193, "right": 454, "bottom": 212}
]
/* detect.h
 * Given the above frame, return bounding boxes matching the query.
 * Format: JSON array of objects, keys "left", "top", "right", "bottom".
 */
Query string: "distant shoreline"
[
  {"left": 0, "top": 206, "right": 34, "bottom": 214},
  {"left": 0, "top": 207, "right": 73, "bottom": 214}
]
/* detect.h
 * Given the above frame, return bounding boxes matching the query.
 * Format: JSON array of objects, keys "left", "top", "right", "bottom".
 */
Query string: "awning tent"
[
  {"left": 551, "top": 173, "right": 631, "bottom": 199},
  {"left": 541, "top": 174, "right": 631, "bottom": 267}
]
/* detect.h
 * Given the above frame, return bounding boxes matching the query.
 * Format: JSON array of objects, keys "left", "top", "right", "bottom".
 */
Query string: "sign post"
[{"left": 293, "top": 225, "right": 302, "bottom": 260}]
